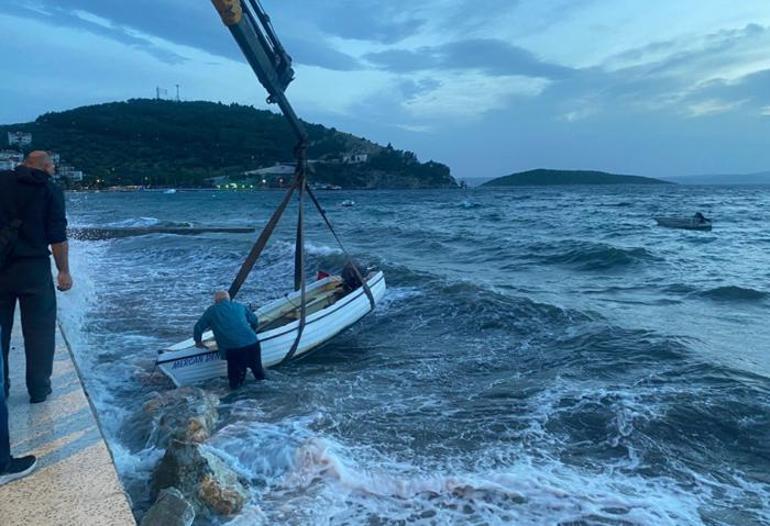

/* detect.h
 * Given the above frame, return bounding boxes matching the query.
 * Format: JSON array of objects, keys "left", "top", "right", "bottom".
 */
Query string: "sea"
[{"left": 58, "top": 185, "right": 770, "bottom": 525}]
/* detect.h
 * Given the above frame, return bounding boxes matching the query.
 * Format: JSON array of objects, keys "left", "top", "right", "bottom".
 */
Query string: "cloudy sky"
[{"left": 2, "top": 0, "right": 770, "bottom": 179}]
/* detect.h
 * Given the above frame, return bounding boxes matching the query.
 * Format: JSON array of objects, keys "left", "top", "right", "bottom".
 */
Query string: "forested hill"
[
  {"left": 482, "top": 169, "right": 672, "bottom": 186},
  {"left": 0, "top": 99, "right": 457, "bottom": 189}
]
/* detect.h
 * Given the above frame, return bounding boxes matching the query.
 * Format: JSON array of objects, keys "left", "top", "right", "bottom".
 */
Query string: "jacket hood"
[{"left": 14, "top": 164, "right": 50, "bottom": 186}]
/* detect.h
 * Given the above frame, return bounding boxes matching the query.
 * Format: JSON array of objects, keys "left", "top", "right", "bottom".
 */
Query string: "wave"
[
  {"left": 99, "top": 217, "right": 196, "bottom": 228},
  {"left": 526, "top": 240, "right": 658, "bottom": 271},
  {"left": 208, "top": 416, "right": 706, "bottom": 525},
  {"left": 459, "top": 199, "right": 482, "bottom": 209},
  {"left": 699, "top": 286, "right": 768, "bottom": 302}
]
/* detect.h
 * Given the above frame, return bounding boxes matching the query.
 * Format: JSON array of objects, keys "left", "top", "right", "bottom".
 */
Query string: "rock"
[
  {"left": 152, "top": 441, "right": 249, "bottom": 518},
  {"left": 141, "top": 387, "right": 220, "bottom": 448},
  {"left": 140, "top": 487, "right": 195, "bottom": 526}
]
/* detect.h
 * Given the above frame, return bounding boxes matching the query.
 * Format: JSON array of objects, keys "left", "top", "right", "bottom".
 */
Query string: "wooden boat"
[
  {"left": 153, "top": 1, "right": 387, "bottom": 387},
  {"left": 655, "top": 216, "right": 712, "bottom": 231},
  {"left": 156, "top": 271, "right": 386, "bottom": 386}
]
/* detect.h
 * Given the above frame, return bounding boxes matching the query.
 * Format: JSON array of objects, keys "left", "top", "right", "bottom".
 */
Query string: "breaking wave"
[{"left": 58, "top": 187, "right": 770, "bottom": 526}]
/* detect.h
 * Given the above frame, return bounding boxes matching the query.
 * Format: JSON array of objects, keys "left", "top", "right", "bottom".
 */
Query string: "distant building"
[
  {"left": 243, "top": 162, "right": 296, "bottom": 177},
  {"left": 57, "top": 164, "right": 85, "bottom": 182},
  {"left": 205, "top": 175, "right": 229, "bottom": 187},
  {"left": 7, "top": 132, "right": 32, "bottom": 147},
  {"left": 65, "top": 170, "right": 84, "bottom": 182},
  {"left": 0, "top": 150, "right": 23, "bottom": 171},
  {"left": 342, "top": 153, "right": 368, "bottom": 164}
]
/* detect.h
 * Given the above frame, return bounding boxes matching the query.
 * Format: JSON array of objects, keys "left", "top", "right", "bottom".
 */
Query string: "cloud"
[
  {"left": 365, "top": 38, "right": 573, "bottom": 79},
  {"left": 1, "top": 1, "right": 188, "bottom": 64},
  {"left": 314, "top": 0, "right": 425, "bottom": 44},
  {"left": 686, "top": 98, "right": 747, "bottom": 117},
  {"left": 0, "top": 0, "right": 362, "bottom": 71}
]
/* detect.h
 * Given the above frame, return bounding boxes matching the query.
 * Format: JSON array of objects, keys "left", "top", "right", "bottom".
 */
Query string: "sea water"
[{"left": 58, "top": 186, "right": 770, "bottom": 525}]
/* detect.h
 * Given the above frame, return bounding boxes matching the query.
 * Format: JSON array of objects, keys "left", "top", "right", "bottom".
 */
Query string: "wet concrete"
[{"left": 0, "top": 322, "right": 135, "bottom": 526}]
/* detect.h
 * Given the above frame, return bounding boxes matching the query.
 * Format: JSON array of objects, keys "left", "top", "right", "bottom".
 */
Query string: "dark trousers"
[
  {"left": 225, "top": 342, "right": 265, "bottom": 389},
  {"left": 0, "top": 259, "right": 56, "bottom": 399},
  {"left": 0, "top": 347, "right": 9, "bottom": 469}
]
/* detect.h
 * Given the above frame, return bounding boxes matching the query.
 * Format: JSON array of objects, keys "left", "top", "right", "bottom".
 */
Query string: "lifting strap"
[
  {"left": 305, "top": 184, "right": 375, "bottom": 310},
  {"left": 228, "top": 177, "right": 297, "bottom": 299},
  {"left": 280, "top": 170, "right": 307, "bottom": 364}
]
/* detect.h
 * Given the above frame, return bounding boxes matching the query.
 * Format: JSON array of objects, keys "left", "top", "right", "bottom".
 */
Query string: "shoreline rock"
[
  {"left": 140, "top": 487, "right": 195, "bottom": 526},
  {"left": 152, "top": 440, "right": 249, "bottom": 518},
  {"left": 126, "top": 387, "right": 220, "bottom": 450}
]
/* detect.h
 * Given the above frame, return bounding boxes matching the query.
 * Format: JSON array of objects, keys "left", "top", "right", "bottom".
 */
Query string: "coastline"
[{"left": 0, "top": 319, "right": 135, "bottom": 526}]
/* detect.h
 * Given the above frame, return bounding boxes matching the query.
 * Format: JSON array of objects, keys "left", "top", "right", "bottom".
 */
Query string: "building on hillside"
[
  {"left": 7, "top": 132, "right": 32, "bottom": 147},
  {"left": 204, "top": 175, "right": 229, "bottom": 187},
  {"left": 0, "top": 150, "right": 23, "bottom": 171},
  {"left": 64, "top": 170, "right": 84, "bottom": 182},
  {"left": 243, "top": 162, "right": 296, "bottom": 177},
  {"left": 342, "top": 153, "right": 368, "bottom": 164},
  {"left": 56, "top": 164, "right": 85, "bottom": 182},
  {"left": 242, "top": 163, "right": 296, "bottom": 187}
]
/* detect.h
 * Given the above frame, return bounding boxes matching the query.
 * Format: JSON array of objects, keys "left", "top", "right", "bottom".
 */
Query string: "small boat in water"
[
  {"left": 341, "top": 199, "right": 355, "bottom": 207},
  {"left": 655, "top": 214, "right": 712, "bottom": 231},
  {"left": 155, "top": 0, "right": 387, "bottom": 388},
  {"left": 157, "top": 272, "right": 386, "bottom": 386}
]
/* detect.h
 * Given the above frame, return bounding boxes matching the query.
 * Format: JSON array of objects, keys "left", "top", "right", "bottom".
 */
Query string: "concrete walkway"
[{"left": 0, "top": 323, "right": 135, "bottom": 526}]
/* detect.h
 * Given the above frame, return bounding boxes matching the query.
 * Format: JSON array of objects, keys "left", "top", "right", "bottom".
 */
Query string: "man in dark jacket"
[{"left": 0, "top": 151, "right": 72, "bottom": 405}]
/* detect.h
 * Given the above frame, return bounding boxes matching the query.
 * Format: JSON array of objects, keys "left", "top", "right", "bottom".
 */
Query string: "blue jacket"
[{"left": 194, "top": 300, "right": 259, "bottom": 357}]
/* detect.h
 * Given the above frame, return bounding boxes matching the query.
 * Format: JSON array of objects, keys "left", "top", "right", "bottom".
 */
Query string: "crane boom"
[
  {"left": 206, "top": 0, "right": 377, "bottom": 365},
  {"left": 210, "top": 0, "right": 307, "bottom": 143}
]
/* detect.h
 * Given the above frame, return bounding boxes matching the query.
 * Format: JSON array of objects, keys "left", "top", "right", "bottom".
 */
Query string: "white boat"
[
  {"left": 655, "top": 216, "right": 712, "bottom": 231},
  {"left": 156, "top": 271, "right": 386, "bottom": 386},
  {"left": 341, "top": 199, "right": 355, "bottom": 207},
  {"left": 164, "top": 189, "right": 177, "bottom": 194}
]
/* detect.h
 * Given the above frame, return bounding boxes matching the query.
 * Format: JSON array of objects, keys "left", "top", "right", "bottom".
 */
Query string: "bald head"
[
  {"left": 214, "top": 291, "right": 230, "bottom": 303},
  {"left": 24, "top": 151, "right": 55, "bottom": 176}
]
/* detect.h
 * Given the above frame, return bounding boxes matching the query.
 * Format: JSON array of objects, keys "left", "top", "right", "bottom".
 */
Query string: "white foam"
[
  {"left": 201, "top": 413, "right": 708, "bottom": 525},
  {"left": 105, "top": 216, "right": 161, "bottom": 227}
]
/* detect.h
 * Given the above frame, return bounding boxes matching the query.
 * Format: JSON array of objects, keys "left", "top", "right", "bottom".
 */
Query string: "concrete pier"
[{"left": 0, "top": 323, "right": 135, "bottom": 526}]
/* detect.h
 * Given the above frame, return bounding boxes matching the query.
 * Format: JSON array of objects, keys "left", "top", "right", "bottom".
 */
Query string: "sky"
[{"left": 1, "top": 0, "right": 770, "bottom": 180}]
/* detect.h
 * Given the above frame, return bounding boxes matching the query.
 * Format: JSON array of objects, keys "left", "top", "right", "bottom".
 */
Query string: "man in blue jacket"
[
  {"left": 0, "top": 151, "right": 71, "bottom": 404},
  {"left": 194, "top": 291, "right": 265, "bottom": 389}
]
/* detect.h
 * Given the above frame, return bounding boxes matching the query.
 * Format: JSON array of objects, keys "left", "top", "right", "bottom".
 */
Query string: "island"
[
  {"left": 0, "top": 99, "right": 457, "bottom": 190},
  {"left": 482, "top": 168, "right": 672, "bottom": 186}
]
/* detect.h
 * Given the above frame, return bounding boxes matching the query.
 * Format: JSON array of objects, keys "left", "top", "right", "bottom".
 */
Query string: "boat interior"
[
  {"left": 256, "top": 276, "right": 348, "bottom": 333},
  {"left": 196, "top": 272, "right": 376, "bottom": 350}
]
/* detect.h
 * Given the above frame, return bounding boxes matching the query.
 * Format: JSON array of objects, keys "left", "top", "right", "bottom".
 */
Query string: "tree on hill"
[{"left": 1, "top": 99, "right": 457, "bottom": 189}]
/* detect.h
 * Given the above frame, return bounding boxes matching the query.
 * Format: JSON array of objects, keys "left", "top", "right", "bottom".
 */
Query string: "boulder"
[
  {"left": 140, "top": 487, "right": 195, "bottom": 526},
  {"left": 142, "top": 387, "right": 220, "bottom": 448},
  {"left": 152, "top": 440, "right": 249, "bottom": 518}
]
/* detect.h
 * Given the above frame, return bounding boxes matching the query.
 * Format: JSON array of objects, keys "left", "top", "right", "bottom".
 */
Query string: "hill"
[
  {"left": 0, "top": 99, "right": 456, "bottom": 189},
  {"left": 482, "top": 169, "right": 672, "bottom": 187}
]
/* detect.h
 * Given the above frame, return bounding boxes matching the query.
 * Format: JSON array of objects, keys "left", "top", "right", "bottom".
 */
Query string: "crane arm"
[{"left": 211, "top": 0, "right": 307, "bottom": 143}]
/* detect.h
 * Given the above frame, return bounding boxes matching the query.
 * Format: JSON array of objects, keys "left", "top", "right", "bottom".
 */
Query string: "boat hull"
[
  {"left": 156, "top": 272, "right": 386, "bottom": 386},
  {"left": 655, "top": 217, "right": 712, "bottom": 231}
]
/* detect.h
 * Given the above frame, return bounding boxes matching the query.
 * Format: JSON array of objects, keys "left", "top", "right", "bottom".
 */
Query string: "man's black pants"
[
  {"left": 0, "top": 258, "right": 56, "bottom": 399},
  {"left": 225, "top": 342, "right": 265, "bottom": 389}
]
